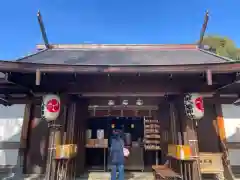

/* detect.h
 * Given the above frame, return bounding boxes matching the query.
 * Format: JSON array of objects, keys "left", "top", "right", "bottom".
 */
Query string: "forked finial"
[{"left": 37, "top": 10, "right": 50, "bottom": 49}]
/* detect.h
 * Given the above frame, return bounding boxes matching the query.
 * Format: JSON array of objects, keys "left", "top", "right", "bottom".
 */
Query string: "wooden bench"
[{"left": 152, "top": 165, "right": 182, "bottom": 180}]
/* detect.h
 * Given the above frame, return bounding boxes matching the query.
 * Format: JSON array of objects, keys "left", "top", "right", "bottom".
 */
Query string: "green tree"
[{"left": 201, "top": 36, "right": 240, "bottom": 60}]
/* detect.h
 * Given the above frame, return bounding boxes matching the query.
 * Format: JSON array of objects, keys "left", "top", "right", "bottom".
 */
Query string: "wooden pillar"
[
  {"left": 20, "top": 101, "right": 34, "bottom": 174},
  {"left": 158, "top": 96, "right": 182, "bottom": 171},
  {"left": 197, "top": 100, "right": 220, "bottom": 152},
  {"left": 45, "top": 95, "right": 68, "bottom": 180},
  {"left": 24, "top": 103, "right": 51, "bottom": 175},
  {"left": 64, "top": 96, "right": 89, "bottom": 178},
  {"left": 175, "top": 95, "right": 201, "bottom": 180},
  {"left": 46, "top": 123, "right": 61, "bottom": 180},
  {"left": 74, "top": 98, "right": 89, "bottom": 176},
  {"left": 63, "top": 102, "right": 75, "bottom": 179},
  {"left": 158, "top": 98, "right": 170, "bottom": 164},
  {"left": 168, "top": 96, "right": 184, "bottom": 175}
]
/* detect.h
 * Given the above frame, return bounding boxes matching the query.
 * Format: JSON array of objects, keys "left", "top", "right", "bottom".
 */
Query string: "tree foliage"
[{"left": 201, "top": 36, "right": 240, "bottom": 60}]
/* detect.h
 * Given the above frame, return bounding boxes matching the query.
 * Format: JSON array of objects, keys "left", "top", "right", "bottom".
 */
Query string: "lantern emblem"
[
  {"left": 42, "top": 94, "right": 61, "bottom": 121},
  {"left": 46, "top": 99, "right": 60, "bottom": 112},
  {"left": 184, "top": 93, "right": 204, "bottom": 120},
  {"left": 195, "top": 97, "right": 204, "bottom": 112}
]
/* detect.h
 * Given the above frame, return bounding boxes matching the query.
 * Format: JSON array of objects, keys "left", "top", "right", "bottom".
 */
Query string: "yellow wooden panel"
[
  {"left": 168, "top": 144, "right": 192, "bottom": 160},
  {"left": 217, "top": 116, "right": 226, "bottom": 141},
  {"left": 55, "top": 144, "right": 77, "bottom": 159}
]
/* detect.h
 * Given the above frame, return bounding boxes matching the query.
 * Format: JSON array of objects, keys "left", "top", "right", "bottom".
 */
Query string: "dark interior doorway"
[{"left": 85, "top": 116, "right": 161, "bottom": 172}]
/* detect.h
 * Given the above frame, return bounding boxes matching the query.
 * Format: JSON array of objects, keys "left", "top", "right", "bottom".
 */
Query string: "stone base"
[{"left": 78, "top": 172, "right": 154, "bottom": 180}]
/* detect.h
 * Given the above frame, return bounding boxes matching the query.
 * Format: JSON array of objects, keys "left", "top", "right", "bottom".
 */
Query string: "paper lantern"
[
  {"left": 136, "top": 98, "right": 143, "bottom": 106},
  {"left": 184, "top": 93, "right": 204, "bottom": 120},
  {"left": 108, "top": 100, "right": 115, "bottom": 106},
  {"left": 122, "top": 100, "right": 128, "bottom": 106},
  {"left": 41, "top": 94, "right": 61, "bottom": 121}
]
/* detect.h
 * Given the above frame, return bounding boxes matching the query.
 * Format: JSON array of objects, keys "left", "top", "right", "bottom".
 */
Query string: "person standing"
[{"left": 109, "top": 130, "right": 125, "bottom": 180}]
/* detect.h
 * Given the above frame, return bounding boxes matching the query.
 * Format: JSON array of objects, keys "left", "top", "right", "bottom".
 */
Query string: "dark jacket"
[{"left": 109, "top": 136, "right": 124, "bottom": 165}]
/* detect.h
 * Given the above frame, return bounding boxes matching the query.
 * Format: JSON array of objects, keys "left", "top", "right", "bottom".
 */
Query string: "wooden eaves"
[{"left": 0, "top": 60, "right": 239, "bottom": 74}]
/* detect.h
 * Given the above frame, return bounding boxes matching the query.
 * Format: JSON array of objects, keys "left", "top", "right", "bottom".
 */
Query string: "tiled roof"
[{"left": 17, "top": 44, "right": 230, "bottom": 65}]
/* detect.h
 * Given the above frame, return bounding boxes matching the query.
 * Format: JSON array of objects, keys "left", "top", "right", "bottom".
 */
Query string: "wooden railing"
[
  {"left": 220, "top": 140, "right": 235, "bottom": 180},
  {"left": 213, "top": 117, "right": 235, "bottom": 180}
]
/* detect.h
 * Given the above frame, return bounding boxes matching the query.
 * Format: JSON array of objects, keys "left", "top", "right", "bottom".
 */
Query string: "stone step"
[
  {"left": 0, "top": 172, "right": 154, "bottom": 180},
  {"left": 78, "top": 172, "right": 154, "bottom": 180}
]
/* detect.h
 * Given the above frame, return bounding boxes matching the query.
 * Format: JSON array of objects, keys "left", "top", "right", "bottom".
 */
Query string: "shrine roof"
[
  {"left": 0, "top": 44, "right": 239, "bottom": 74},
  {"left": 16, "top": 44, "right": 230, "bottom": 65}
]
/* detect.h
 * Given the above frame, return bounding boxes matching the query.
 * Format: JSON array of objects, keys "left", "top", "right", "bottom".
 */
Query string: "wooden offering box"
[
  {"left": 199, "top": 152, "right": 223, "bottom": 174},
  {"left": 55, "top": 144, "right": 78, "bottom": 160}
]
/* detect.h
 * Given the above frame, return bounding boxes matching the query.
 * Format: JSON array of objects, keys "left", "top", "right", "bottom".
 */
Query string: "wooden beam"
[
  {"left": 0, "top": 84, "right": 22, "bottom": 89},
  {"left": 88, "top": 96, "right": 163, "bottom": 105},
  {"left": 0, "top": 97, "right": 41, "bottom": 104},
  {"left": 226, "top": 142, "right": 240, "bottom": 149},
  {"left": 88, "top": 105, "right": 158, "bottom": 111},
  {"left": 66, "top": 81, "right": 218, "bottom": 94},
  {"left": 35, "top": 69, "right": 41, "bottom": 85},
  {"left": 0, "top": 61, "right": 240, "bottom": 74},
  {"left": 206, "top": 69, "right": 212, "bottom": 85},
  {"left": 0, "top": 72, "right": 236, "bottom": 95},
  {"left": 0, "top": 75, "right": 221, "bottom": 94},
  {"left": 0, "top": 94, "right": 237, "bottom": 105},
  {"left": 4, "top": 73, "right": 34, "bottom": 96},
  {"left": 81, "top": 92, "right": 174, "bottom": 97},
  {"left": 0, "top": 97, "right": 10, "bottom": 106}
]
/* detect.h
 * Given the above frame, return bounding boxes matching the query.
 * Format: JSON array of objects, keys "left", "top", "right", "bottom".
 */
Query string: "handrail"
[
  {"left": 220, "top": 140, "right": 235, "bottom": 180},
  {"left": 213, "top": 117, "right": 235, "bottom": 180}
]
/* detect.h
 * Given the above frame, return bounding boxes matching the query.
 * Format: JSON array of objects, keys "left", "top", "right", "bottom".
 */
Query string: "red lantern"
[
  {"left": 46, "top": 99, "right": 60, "bottom": 113},
  {"left": 42, "top": 94, "right": 61, "bottom": 121},
  {"left": 195, "top": 97, "right": 204, "bottom": 112},
  {"left": 184, "top": 93, "right": 204, "bottom": 120}
]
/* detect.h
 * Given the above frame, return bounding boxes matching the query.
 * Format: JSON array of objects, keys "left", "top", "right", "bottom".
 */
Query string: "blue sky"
[{"left": 0, "top": 0, "right": 239, "bottom": 60}]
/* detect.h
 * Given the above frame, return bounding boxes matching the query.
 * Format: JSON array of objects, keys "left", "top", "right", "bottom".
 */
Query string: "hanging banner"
[
  {"left": 184, "top": 93, "right": 204, "bottom": 120},
  {"left": 41, "top": 94, "right": 61, "bottom": 121}
]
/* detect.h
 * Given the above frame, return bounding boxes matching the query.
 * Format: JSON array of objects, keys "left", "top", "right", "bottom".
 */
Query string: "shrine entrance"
[{"left": 85, "top": 104, "right": 162, "bottom": 172}]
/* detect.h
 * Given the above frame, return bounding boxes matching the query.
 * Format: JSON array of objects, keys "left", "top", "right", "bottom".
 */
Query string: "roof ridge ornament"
[
  {"left": 198, "top": 10, "right": 209, "bottom": 47},
  {"left": 37, "top": 10, "right": 51, "bottom": 49}
]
